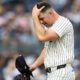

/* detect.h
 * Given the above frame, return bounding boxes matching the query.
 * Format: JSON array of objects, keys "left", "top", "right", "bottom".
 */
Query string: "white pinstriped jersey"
[{"left": 44, "top": 16, "right": 74, "bottom": 68}]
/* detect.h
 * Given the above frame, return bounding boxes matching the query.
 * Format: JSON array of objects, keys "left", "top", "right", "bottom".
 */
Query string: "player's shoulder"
[
  {"left": 61, "top": 16, "right": 73, "bottom": 28},
  {"left": 61, "top": 16, "right": 73, "bottom": 26},
  {"left": 60, "top": 16, "right": 74, "bottom": 32}
]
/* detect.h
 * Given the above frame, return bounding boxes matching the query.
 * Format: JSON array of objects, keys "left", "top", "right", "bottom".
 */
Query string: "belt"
[{"left": 45, "top": 64, "right": 66, "bottom": 73}]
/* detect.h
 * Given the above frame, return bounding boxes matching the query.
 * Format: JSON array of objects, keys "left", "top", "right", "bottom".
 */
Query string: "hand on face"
[{"left": 32, "top": 5, "right": 45, "bottom": 18}]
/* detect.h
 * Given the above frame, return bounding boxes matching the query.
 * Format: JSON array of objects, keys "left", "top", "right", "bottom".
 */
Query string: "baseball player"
[{"left": 30, "top": 2, "right": 75, "bottom": 80}]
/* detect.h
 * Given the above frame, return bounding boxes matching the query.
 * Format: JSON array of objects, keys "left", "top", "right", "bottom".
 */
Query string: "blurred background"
[{"left": 0, "top": 0, "right": 80, "bottom": 80}]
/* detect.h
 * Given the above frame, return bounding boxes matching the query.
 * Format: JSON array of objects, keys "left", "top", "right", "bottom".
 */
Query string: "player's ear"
[
  {"left": 48, "top": 11, "right": 54, "bottom": 17},
  {"left": 48, "top": 11, "right": 53, "bottom": 15}
]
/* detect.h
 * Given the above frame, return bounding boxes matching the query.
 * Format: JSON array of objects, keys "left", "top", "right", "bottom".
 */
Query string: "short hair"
[{"left": 37, "top": 2, "right": 51, "bottom": 12}]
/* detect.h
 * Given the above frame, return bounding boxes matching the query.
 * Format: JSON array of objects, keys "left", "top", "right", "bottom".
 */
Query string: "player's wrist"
[{"left": 29, "top": 63, "right": 37, "bottom": 71}]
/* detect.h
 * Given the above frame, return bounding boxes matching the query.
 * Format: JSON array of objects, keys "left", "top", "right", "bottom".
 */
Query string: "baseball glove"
[
  {"left": 14, "top": 74, "right": 28, "bottom": 80},
  {"left": 15, "top": 55, "right": 33, "bottom": 80}
]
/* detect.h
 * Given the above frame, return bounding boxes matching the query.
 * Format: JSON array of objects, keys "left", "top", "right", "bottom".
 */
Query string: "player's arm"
[
  {"left": 29, "top": 48, "right": 46, "bottom": 71},
  {"left": 33, "top": 17, "right": 59, "bottom": 42},
  {"left": 32, "top": 6, "right": 59, "bottom": 42}
]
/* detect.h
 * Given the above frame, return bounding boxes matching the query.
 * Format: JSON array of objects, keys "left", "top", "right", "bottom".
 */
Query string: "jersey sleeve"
[{"left": 50, "top": 17, "right": 70, "bottom": 37}]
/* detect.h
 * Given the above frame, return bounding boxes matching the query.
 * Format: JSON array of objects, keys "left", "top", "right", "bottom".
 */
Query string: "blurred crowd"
[{"left": 0, "top": 0, "right": 80, "bottom": 80}]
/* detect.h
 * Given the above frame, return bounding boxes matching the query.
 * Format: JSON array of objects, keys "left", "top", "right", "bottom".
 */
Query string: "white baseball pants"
[{"left": 46, "top": 64, "right": 75, "bottom": 80}]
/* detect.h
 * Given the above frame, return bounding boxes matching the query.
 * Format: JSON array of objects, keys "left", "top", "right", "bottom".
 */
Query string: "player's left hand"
[{"left": 32, "top": 5, "right": 44, "bottom": 18}]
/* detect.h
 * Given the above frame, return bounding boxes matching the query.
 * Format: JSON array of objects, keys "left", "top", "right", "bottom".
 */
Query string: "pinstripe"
[
  {"left": 44, "top": 16, "right": 75, "bottom": 80},
  {"left": 47, "top": 65, "right": 75, "bottom": 80},
  {"left": 44, "top": 16, "right": 74, "bottom": 67},
  {"left": 53, "top": 18, "right": 69, "bottom": 37}
]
